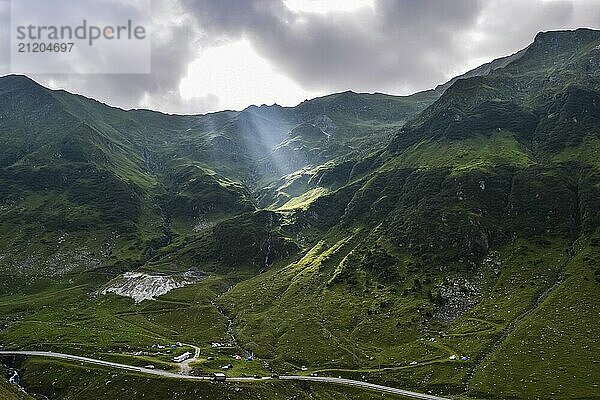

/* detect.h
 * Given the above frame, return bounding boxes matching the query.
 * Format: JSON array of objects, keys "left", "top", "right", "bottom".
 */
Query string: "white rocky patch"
[
  {"left": 434, "top": 276, "right": 481, "bottom": 323},
  {"left": 101, "top": 271, "right": 204, "bottom": 303}
]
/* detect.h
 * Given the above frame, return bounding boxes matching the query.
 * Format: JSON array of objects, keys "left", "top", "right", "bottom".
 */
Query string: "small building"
[
  {"left": 213, "top": 373, "right": 227, "bottom": 381},
  {"left": 173, "top": 351, "right": 192, "bottom": 363}
]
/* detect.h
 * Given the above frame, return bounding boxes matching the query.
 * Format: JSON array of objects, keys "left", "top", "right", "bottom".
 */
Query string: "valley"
[{"left": 1, "top": 28, "right": 600, "bottom": 399}]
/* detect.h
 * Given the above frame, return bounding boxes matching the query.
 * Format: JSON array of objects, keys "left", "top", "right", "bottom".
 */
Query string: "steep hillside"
[
  {"left": 0, "top": 75, "right": 437, "bottom": 277},
  {"left": 217, "top": 28, "right": 600, "bottom": 399}
]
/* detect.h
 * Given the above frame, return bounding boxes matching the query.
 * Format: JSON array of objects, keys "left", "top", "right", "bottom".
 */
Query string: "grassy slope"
[
  {"left": 215, "top": 29, "right": 600, "bottom": 399},
  {"left": 0, "top": 275, "right": 228, "bottom": 354},
  {"left": 0, "top": 73, "right": 437, "bottom": 276},
  {"left": 469, "top": 238, "right": 600, "bottom": 399},
  {"left": 16, "top": 358, "right": 414, "bottom": 400},
  {"left": 384, "top": 131, "right": 535, "bottom": 173},
  {"left": 0, "top": 375, "right": 31, "bottom": 400},
  {"left": 219, "top": 230, "right": 600, "bottom": 398}
]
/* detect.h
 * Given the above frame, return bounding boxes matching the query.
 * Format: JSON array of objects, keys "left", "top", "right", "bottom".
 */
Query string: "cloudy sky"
[{"left": 1, "top": 0, "right": 599, "bottom": 114}]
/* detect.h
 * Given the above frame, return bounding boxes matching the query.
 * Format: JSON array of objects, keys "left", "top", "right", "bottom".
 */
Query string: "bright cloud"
[{"left": 179, "top": 39, "right": 320, "bottom": 111}]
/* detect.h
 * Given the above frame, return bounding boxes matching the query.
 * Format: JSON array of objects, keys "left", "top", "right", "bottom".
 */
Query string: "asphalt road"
[
  {"left": 281, "top": 375, "right": 449, "bottom": 400},
  {"left": 0, "top": 350, "right": 450, "bottom": 399}
]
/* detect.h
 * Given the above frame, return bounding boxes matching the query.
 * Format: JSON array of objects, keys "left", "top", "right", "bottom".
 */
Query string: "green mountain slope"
[
  {"left": 0, "top": 75, "right": 437, "bottom": 277},
  {"left": 215, "top": 28, "right": 600, "bottom": 399}
]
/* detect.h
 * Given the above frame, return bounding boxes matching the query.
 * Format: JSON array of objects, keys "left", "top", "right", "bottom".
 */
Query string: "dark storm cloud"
[
  {"left": 46, "top": 5, "right": 205, "bottom": 112},
  {"left": 28, "top": 0, "right": 210, "bottom": 114},
  {"left": 1, "top": 0, "right": 598, "bottom": 113},
  {"left": 0, "top": 0, "right": 212, "bottom": 113},
  {"left": 182, "top": 0, "right": 487, "bottom": 92},
  {"left": 180, "top": 0, "right": 595, "bottom": 94}
]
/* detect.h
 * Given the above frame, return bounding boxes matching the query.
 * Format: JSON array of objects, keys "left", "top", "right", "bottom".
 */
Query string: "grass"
[
  {"left": 220, "top": 231, "right": 442, "bottom": 373},
  {"left": 468, "top": 238, "right": 600, "bottom": 399},
  {"left": 0, "top": 275, "right": 231, "bottom": 366},
  {"left": 214, "top": 229, "right": 600, "bottom": 398},
  {"left": 278, "top": 187, "right": 330, "bottom": 210},
  {"left": 553, "top": 137, "right": 600, "bottom": 170},
  {"left": 383, "top": 132, "right": 535, "bottom": 174},
  {"left": 14, "top": 357, "right": 419, "bottom": 400},
  {"left": 190, "top": 352, "right": 267, "bottom": 377}
]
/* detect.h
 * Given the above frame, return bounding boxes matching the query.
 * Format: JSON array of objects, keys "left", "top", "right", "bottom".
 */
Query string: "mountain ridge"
[{"left": 1, "top": 28, "right": 599, "bottom": 400}]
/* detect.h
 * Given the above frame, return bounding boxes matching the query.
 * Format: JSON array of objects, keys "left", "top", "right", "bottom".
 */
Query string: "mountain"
[
  {"left": 217, "top": 28, "right": 600, "bottom": 399},
  {"left": 1, "top": 28, "right": 600, "bottom": 400},
  {"left": 0, "top": 76, "right": 438, "bottom": 278}
]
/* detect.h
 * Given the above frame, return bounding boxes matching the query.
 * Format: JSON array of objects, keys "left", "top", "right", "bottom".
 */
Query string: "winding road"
[
  {"left": 280, "top": 375, "right": 449, "bottom": 399},
  {"left": 0, "top": 350, "right": 449, "bottom": 400}
]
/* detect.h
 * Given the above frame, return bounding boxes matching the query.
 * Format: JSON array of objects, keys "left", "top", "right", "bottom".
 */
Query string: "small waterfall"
[
  {"left": 7, "top": 368, "right": 28, "bottom": 394},
  {"left": 8, "top": 370, "right": 18, "bottom": 385}
]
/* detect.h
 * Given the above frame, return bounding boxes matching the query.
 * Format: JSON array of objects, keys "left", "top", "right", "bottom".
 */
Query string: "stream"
[{"left": 210, "top": 296, "right": 274, "bottom": 373}]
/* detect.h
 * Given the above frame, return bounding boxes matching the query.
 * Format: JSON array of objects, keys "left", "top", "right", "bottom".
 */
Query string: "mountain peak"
[
  {"left": 533, "top": 27, "right": 600, "bottom": 43},
  {"left": 529, "top": 28, "right": 600, "bottom": 56},
  {"left": 0, "top": 74, "right": 43, "bottom": 89}
]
